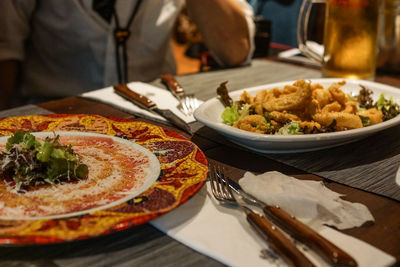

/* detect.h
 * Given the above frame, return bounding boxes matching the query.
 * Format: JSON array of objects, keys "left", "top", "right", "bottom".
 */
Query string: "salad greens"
[
  {"left": 0, "top": 131, "right": 88, "bottom": 191},
  {"left": 276, "top": 122, "right": 303, "bottom": 135},
  {"left": 357, "top": 86, "right": 400, "bottom": 121},
  {"left": 221, "top": 102, "right": 252, "bottom": 126},
  {"left": 375, "top": 94, "right": 400, "bottom": 121}
]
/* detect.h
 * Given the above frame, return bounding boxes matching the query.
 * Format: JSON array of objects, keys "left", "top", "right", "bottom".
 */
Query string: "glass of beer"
[{"left": 298, "top": 0, "right": 381, "bottom": 80}]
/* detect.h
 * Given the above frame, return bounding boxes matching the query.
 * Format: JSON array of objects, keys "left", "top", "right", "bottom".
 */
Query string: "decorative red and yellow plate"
[{"left": 0, "top": 114, "right": 208, "bottom": 245}]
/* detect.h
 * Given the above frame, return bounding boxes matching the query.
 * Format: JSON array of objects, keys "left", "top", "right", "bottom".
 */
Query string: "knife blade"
[
  {"left": 227, "top": 177, "right": 358, "bottom": 267},
  {"left": 113, "top": 84, "right": 192, "bottom": 135}
]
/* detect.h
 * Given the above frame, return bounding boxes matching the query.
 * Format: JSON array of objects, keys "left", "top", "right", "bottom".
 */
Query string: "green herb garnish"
[{"left": 0, "top": 131, "right": 88, "bottom": 191}]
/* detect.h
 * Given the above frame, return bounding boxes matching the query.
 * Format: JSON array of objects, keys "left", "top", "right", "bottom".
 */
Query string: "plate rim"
[{"left": 0, "top": 114, "right": 208, "bottom": 245}]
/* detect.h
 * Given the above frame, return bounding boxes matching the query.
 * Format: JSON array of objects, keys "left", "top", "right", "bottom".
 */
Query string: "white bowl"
[{"left": 194, "top": 78, "right": 400, "bottom": 153}]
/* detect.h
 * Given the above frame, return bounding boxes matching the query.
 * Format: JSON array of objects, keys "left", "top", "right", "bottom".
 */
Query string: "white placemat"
[
  {"left": 82, "top": 82, "right": 202, "bottom": 124},
  {"left": 151, "top": 183, "right": 395, "bottom": 267}
]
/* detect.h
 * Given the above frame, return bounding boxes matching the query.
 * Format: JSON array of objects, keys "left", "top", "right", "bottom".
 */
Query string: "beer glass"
[{"left": 298, "top": 0, "right": 381, "bottom": 80}]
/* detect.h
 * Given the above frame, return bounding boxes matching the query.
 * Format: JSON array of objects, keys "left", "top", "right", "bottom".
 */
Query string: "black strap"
[{"left": 113, "top": 0, "right": 143, "bottom": 84}]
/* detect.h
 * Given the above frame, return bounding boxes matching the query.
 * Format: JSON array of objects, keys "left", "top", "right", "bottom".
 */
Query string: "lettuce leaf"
[{"left": 221, "top": 103, "right": 252, "bottom": 126}]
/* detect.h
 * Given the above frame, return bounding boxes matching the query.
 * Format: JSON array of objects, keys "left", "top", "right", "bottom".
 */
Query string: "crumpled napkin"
[
  {"left": 239, "top": 171, "right": 374, "bottom": 231},
  {"left": 82, "top": 82, "right": 202, "bottom": 123},
  {"left": 151, "top": 180, "right": 395, "bottom": 267}
]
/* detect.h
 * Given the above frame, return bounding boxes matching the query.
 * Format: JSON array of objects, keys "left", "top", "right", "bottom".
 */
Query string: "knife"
[
  {"left": 226, "top": 178, "right": 358, "bottom": 267},
  {"left": 113, "top": 84, "right": 192, "bottom": 135},
  {"left": 160, "top": 74, "right": 184, "bottom": 99},
  {"left": 230, "top": 187, "right": 316, "bottom": 267}
]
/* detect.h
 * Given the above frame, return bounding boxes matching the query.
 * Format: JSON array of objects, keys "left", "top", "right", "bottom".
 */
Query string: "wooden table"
[{"left": 0, "top": 59, "right": 399, "bottom": 266}]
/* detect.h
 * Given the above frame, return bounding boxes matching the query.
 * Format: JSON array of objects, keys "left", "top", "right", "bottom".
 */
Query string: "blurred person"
[
  {"left": 248, "top": 0, "right": 324, "bottom": 48},
  {"left": 0, "top": 0, "right": 255, "bottom": 110},
  {"left": 248, "top": 0, "right": 300, "bottom": 47}
]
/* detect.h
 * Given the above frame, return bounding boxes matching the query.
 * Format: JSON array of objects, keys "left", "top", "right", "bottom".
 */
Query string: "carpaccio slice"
[{"left": 0, "top": 132, "right": 160, "bottom": 219}]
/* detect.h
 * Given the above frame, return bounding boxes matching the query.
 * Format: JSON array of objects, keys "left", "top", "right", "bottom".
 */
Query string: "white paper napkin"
[
  {"left": 239, "top": 171, "right": 374, "bottom": 231},
  {"left": 82, "top": 82, "right": 202, "bottom": 123},
  {"left": 151, "top": 181, "right": 395, "bottom": 267}
]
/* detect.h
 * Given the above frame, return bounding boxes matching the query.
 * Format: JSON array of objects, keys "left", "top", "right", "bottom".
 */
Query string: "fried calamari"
[{"left": 220, "top": 79, "right": 398, "bottom": 135}]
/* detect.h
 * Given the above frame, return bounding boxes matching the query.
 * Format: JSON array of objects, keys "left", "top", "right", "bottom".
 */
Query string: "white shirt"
[{"left": 0, "top": 0, "right": 254, "bottom": 98}]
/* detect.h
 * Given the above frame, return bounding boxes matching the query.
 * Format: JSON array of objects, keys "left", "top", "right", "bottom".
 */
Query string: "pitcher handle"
[{"left": 297, "top": 0, "right": 326, "bottom": 63}]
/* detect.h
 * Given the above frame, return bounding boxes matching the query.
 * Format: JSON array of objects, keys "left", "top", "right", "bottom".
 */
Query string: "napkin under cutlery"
[
  {"left": 239, "top": 171, "right": 374, "bottom": 231},
  {"left": 151, "top": 172, "right": 395, "bottom": 267},
  {"left": 82, "top": 82, "right": 202, "bottom": 124}
]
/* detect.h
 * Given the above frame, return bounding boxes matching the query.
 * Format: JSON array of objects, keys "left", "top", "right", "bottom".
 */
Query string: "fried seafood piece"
[
  {"left": 299, "top": 121, "right": 322, "bottom": 133},
  {"left": 240, "top": 90, "right": 254, "bottom": 105},
  {"left": 262, "top": 79, "right": 312, "bottom": 112},
  {"left": 342, "top": 101, "right": 359, "bottom": 114},
  {"left": 269, "top": 111, "right": 301, "bottom": 123},
  {"left": 313, "top": 112, "right": 362, "bottom": 130},
  {"left": 269, "top": 111, "right": 322, "bottom": 133},
  {"left": 311, "top": 88, "right": 332, "bottom": 108},
  {"left": 233, "top": 115, "right": 270, "bottom": 134},
  {"left": 311, "top": 83, "right": 324, "bottom": 91},
  {"left": 254, "top": 90, "right": 268, "bottom": 115},
  {"left": 328, "top": 81, "right": 348, "bottom": 105},
  {"left": 281, "top": 84, "right": 298, "bottom": 95},
  {"left": 321, "top": 101, "right": 342, "bottom": 113},
  {"left": 303, "top": 99, "right": 319, "bottom": 118},
  {"left": 358, "top": 108, "right": 383, "bottom": 125}
]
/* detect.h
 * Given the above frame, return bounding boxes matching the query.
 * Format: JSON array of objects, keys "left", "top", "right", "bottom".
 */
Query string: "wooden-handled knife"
[
  {"left": 227, "top": 177, "right": 358, "bottom": 267},
  {"left": 114, "top": 84, "right": 192, "bottom": 135},
  {"left": 160, "top": 74, "right": 185, "bottom": 99},
  {"left": 231, "top": 190, "right": 316, "bottom": 267}
]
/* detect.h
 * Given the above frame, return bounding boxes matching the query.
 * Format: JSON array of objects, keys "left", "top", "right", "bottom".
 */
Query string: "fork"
[
  {"left": 209, "top": 164, "right": 315, "bottom": 267},
  {"left": 160, "top": 74, "right": 200, "bottom": 116},
  {"left": 178, "top": 94, "right": 200, "bottom": 116}
]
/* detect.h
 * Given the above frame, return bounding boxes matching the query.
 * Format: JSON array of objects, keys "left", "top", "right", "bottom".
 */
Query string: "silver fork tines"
[
  {"left": 178, "top": 94, "right": 200, "bottom": 117},
  {"left": 209, "top": 165, "right": 234, "bottom": 203},
  {"left": 160, "top": 74, "right": 200, "bottom": 117}
]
